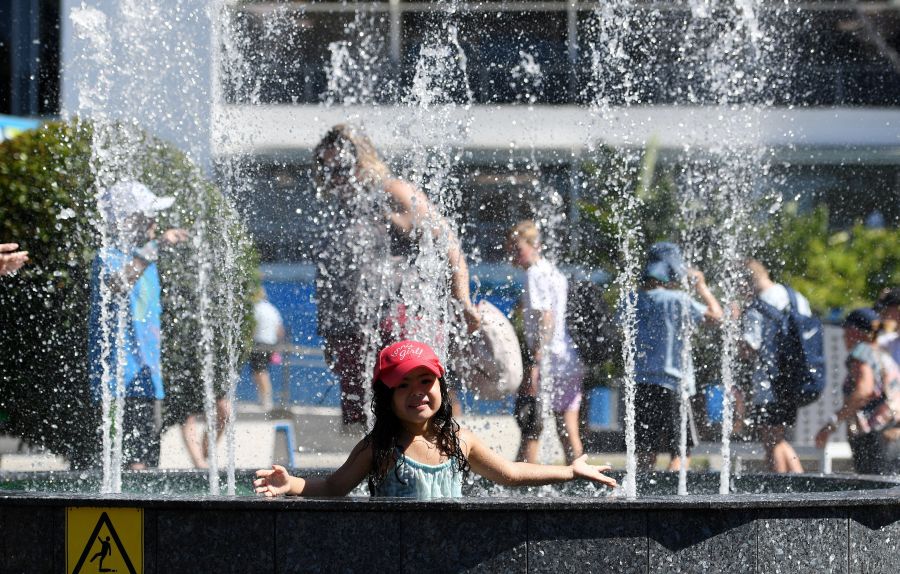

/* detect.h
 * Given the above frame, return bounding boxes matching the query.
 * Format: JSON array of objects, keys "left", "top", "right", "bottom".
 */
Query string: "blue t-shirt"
[
  {"left": 632, "top": 288, "right": 707, "bottom": 393},
  {"left": 88, "top": 248, "right": 164, "bottom": 399}
]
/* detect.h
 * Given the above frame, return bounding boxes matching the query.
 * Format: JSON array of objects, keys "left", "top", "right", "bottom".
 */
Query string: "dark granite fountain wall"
[{"left": 1, "top": 488, "right": 899, "bottom": 574}]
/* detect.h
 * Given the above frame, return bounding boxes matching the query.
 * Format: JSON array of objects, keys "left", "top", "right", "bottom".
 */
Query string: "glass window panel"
[
  {"left": 224, "top": 7, "right": 393, "bottom": 104},
  {"left": 402, "top": 10, "right": 570, "bottom": 104}
]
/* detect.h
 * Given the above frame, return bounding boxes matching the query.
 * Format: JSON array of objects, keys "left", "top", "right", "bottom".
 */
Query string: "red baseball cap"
[{"left": 373, "top": 340, "right": 445, "bottom": 388}]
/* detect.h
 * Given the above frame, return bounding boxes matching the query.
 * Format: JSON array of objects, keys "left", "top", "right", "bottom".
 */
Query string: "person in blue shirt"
[
  {"left": 88, "top": 181, "right": 188, "bottom": 469},
  {"left": 632, "top": 242, "right": 723, "bottom": 471}
]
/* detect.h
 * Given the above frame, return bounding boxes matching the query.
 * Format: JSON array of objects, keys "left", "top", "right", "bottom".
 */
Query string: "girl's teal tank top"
[{"left": 374, "top": 450, "right": 463, "bottom": 499}]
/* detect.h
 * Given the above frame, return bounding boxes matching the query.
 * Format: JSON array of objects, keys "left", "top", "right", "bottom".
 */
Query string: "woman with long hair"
[{"left": 313, "top": 124, "right": 479, "bottom": 429}]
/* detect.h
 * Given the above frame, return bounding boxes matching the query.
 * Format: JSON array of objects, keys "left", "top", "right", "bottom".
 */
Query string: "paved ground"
[
  {"left": 162, "top": 403, "right": 571, "bottom": 470},
  {"left": 1, "top": 402, "right": 852, "bottom": 473}
]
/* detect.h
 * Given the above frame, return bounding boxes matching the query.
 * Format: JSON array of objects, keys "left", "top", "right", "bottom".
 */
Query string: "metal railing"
[{"left": 252, "top": 343, "right": 329, "bottom": 409}]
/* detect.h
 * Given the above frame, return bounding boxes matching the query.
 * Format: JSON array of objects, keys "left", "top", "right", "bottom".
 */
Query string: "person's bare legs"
[
  {"left": 517, "top": 438, "right": 540, "bottom": 464},
  {"left": 181, "top": 414, "right": 209, "bottom": 469},
  {"left": 555, "top": 410, "right": 583, "bottom": 465},
  {"left": 181, "top": 401, "right": 230, "bottom": 469},
  {"left": 252, "top": 369, "right": 273, "bottom": 410},
  {"left": 667, "top": 454, "right": 691, "bottom": 471},
  {"left": 761, "top": 425, "right": 803, "bottom": 473}
]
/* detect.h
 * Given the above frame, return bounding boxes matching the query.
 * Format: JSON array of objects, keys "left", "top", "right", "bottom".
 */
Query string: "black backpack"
[
  {"left": 566, "top": 279, "right": 620, "bottom": 367},
  {"left": 752, "top": 287, "right": 826, "bottom": 408}
]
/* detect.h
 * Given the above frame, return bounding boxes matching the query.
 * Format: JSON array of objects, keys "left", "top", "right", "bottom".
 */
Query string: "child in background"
[
  {"left": 507, "top": 220, "right": 585, "bottom": 464},
  {"left": 251, "top": 287, "right": 285, "bottom": 411},
  {"left": 254, "top": 340, "right": 617, "bottom": 499},
  {"left": 632, "top": 242, "right": 723, "bottom": 471}
]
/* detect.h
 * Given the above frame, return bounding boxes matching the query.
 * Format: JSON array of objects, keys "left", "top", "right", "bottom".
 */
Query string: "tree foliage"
[{"left": 761, "top": 203, "right": 900, "bottom": 314}]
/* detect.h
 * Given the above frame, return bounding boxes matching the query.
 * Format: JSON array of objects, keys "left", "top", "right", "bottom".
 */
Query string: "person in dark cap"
[
  {"left": 815, "top": 308, "right": 896, "bottom": 474},
  {"left": 631, "top": 242, "right": 723, "bottom": 471}
]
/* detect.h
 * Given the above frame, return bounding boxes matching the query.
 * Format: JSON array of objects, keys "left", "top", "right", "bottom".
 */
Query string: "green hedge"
[{"left": 0, "top": 119, "right": 258, "bottom": 467}]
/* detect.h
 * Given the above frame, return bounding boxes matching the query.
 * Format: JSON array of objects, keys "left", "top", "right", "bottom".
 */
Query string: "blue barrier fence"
[{"left": 234, "top": 265, "right": 613, "bottom": 426}]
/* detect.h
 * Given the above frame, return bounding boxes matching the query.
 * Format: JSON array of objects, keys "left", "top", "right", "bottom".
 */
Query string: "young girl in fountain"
[{"left": 254, "top": 340, "right": 617, "bottom": 499}]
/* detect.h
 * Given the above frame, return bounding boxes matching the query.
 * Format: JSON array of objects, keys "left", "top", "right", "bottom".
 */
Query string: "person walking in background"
[
  {"left": 313, "top": 124, "right": 480, "bottom": 431},
  {"left": 815, "top": 308, "right": 898, "bottom": 475},
  {"left": 740, "top": 259, "right": 813, "bottom": 474},
  {"left": 507, "top": 221, "right": 584, "bottom": 464},
  {"left": 0, "top": 242, "right": 28, "bottom": 276},
  {"left": 632, "top": 242, "right": 723, "bottom": 471},
  {"left": 88, "top": 181, "right": 188, "bottom": 469},
  {"left": 251, "top": 286, "right": 285, "bottom": 411}
]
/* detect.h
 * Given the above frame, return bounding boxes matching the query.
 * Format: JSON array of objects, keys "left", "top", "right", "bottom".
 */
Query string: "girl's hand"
[
  {"left": 0, "top": 243, "right": 28, "bottom": 276},
  {"left": 254, "top": 464, "right": 293, "bottom": 497},
  {"left": 571, "top": 454, "right": 617, "bottom": 488}
]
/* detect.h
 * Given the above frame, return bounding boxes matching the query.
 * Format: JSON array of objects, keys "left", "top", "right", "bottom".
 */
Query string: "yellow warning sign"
[{"left": 66, "top": 507, "right": 143, "bottom": 574}]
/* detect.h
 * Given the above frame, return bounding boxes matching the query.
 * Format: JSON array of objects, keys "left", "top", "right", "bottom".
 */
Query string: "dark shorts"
[
  {"left": 751, "top": 400, "right": 798, "bottom": 429},
  {"left": 635, "top": 384, "right": 694, "bottom": 456},
  {"left": 515, "top": 396, "right": 543, "bottom": 440},
  {"left": 250, "top": 350, "right": 272, "bottom": 373},
  {"left": 122, "top": 398, "right": 161, "bottom": 467},
  {"left": 849, "top": 431, "right": 887, "bottom": 475}
]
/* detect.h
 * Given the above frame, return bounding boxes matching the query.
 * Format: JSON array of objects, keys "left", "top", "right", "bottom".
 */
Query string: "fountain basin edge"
[{"left": 2, "top": 472, "right": 899, "bottom": 573}]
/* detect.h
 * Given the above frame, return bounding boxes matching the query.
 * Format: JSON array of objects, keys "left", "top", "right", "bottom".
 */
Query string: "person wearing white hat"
[{"left": 88, "top": 180, "right": 188, "bottom": 469}]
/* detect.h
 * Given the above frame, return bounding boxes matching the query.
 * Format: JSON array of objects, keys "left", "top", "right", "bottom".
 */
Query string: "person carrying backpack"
[{"left": 741, "top": 259, "right": 820, "bottom": 474}]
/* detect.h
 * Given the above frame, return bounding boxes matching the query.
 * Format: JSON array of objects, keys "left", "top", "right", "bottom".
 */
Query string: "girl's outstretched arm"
[
  {"left": 254, "top": 439, "right": 372, "bottom": 497},
  {"left": 461, "top": 429, "right": 617, "bottom": 488}
]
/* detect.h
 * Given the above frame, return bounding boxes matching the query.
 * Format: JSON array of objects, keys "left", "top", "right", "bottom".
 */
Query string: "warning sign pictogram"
[{"left": 66, "top": 507, "right": 143, "bottom": 574}]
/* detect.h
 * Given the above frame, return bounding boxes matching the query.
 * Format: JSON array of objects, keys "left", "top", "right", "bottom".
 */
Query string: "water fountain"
[{"left": 1, "top": 1, "right": 898, "bottom": 572}]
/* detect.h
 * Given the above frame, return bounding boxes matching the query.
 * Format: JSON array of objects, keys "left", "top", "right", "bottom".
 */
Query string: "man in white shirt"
[{"left": 741, "top": 259, "right": 812, "bottom": 474}]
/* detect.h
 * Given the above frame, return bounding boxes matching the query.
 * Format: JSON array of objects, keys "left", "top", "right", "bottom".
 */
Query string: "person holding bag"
[{"left": 815, "top": 308, "right": 900, "bottom": 475}]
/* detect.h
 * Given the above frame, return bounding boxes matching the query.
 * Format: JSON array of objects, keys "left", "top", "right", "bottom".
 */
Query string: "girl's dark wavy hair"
[{"left": 363, "top": 376, "right": 470, "bottom": 495}]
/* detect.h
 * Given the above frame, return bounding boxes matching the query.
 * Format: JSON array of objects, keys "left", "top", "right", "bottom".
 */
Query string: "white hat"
[{"left": 99, "top": 180, "right": 175, "bottom": 223}]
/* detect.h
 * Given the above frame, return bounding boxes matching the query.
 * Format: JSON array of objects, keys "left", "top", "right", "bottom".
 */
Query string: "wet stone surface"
[
  {"left": 648, "top": 509, "right": 757, "bottom": 573},
  {"left": 849, "top": 505, "right": 900, "bottom": 574},
  {"left": 1, "top": 481, "right": 899, "bottom": 573},
  {"left": 528, "top": 510, "right": 646, "bottom": 574}
]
